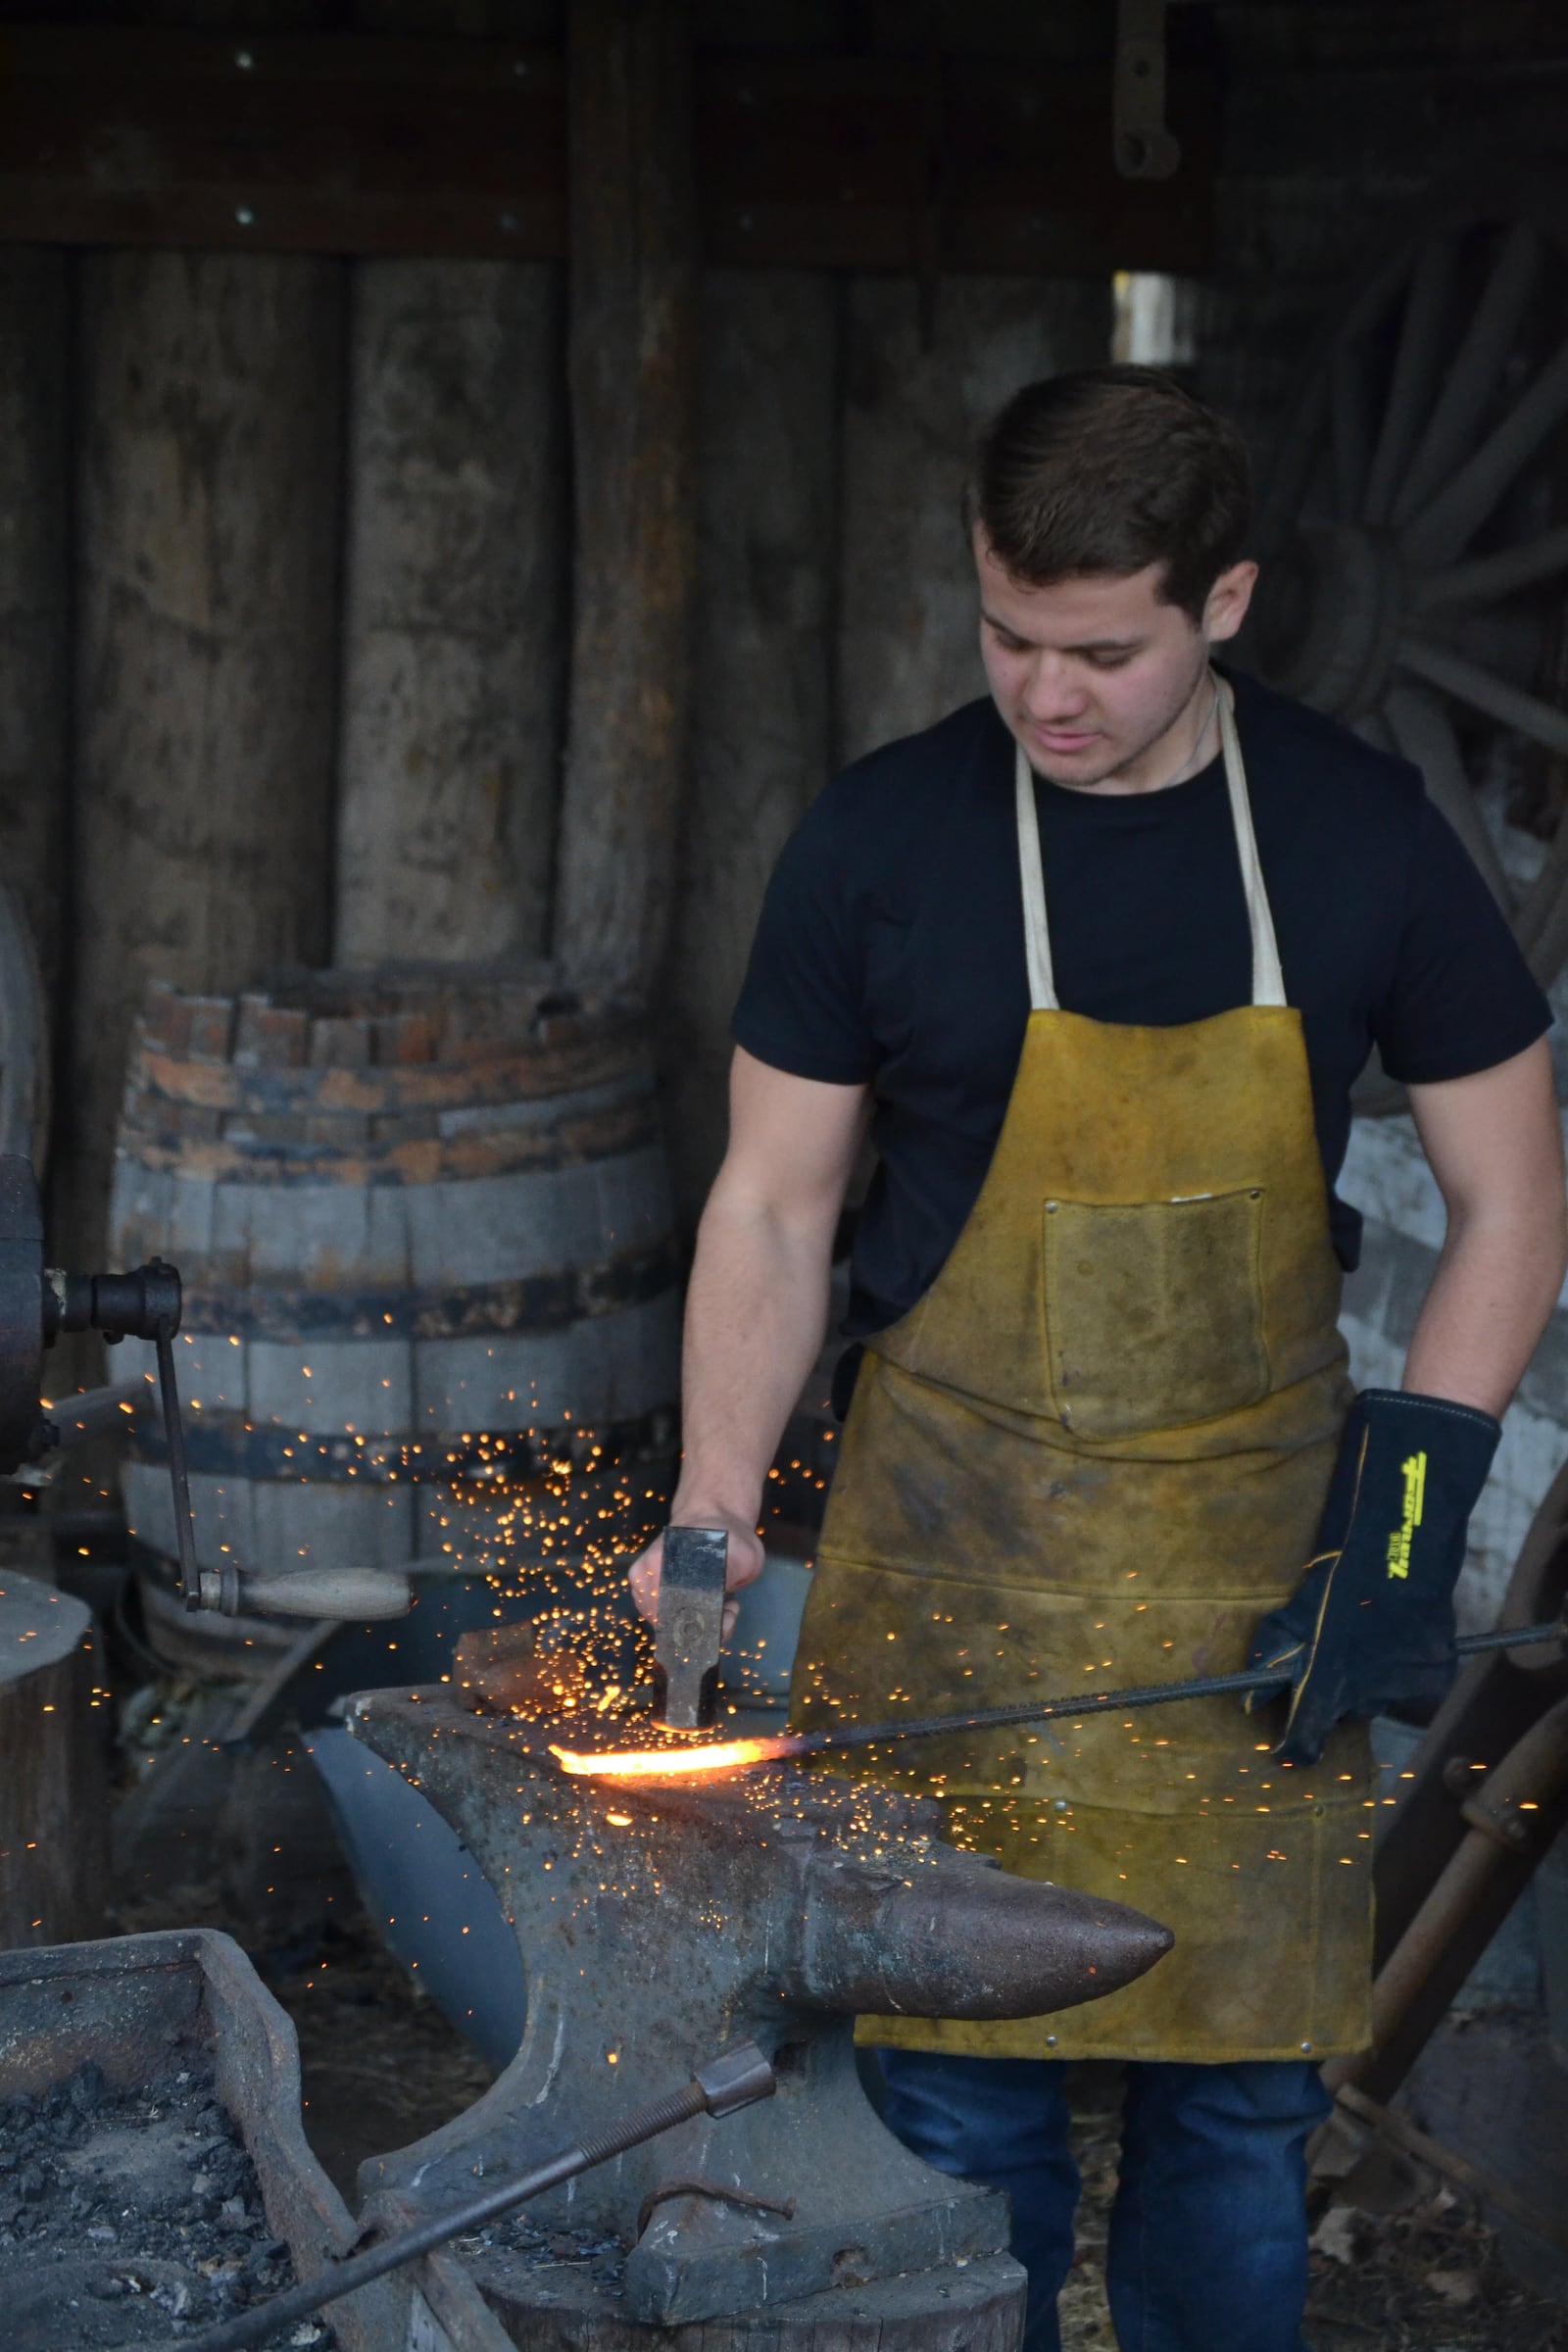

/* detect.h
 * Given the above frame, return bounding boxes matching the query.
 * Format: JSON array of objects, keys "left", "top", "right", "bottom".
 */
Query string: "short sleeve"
[
  {"left": 731, "top": 789, "right": 878, "bottom": 1083},
  {"left": 1374, "top": 797, "right": 1551, "bottom": 1085}
]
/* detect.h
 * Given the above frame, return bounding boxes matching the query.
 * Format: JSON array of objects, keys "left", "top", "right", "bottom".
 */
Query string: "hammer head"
[{"left": 652, "top": 1525, "right": 729, "bottom": 1728}]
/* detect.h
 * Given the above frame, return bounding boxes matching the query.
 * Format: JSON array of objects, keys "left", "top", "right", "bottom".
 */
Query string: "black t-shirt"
[{"left": 732, "top": 669, "right": 1551, "bottom": 1341}]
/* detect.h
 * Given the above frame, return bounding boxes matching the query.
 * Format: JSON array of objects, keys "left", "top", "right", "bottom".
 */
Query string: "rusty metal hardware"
[
  {"left": 338, "top": 1687, "right": 1169, "bottom": 2327},
  {"left": 1113, "top": 0, "right": 1180, "bottom": 178},
  {"left": 637, "top": 2178, "right": 797, "bottom": 2239},
  {"left": 653, "top": 1523, "right": 729, "bottom": 1727},
  {"left": 1323, "top": 1690, "right": 1568, "bottom": 2105},
  {"left": 173, "top": 2039, "right": 776, "bottom": 2352}
]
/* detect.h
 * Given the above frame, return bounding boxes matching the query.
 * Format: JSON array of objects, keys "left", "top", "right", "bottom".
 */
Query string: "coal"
[{"left": 0, "top": 2058, "right": 337, "bottom": 2350}]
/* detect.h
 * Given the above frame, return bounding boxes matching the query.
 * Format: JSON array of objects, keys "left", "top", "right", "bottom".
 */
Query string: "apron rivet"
[
  {"left": 1054, "top": 1798, "right": 1068, "bottom": 1812},
  {"left": 1045, "top": 2034, "right": 1057, "bottom": 2048},
  {"left": 1045, "top": 1200, "right": 1058, "bottom": 1213},
  {"left": 1299, "top": 2041, "right": 1312, "bottom": 2054},
  {"left": 1250, "top": 1187, "right": 1262, "bottom": 1199}
]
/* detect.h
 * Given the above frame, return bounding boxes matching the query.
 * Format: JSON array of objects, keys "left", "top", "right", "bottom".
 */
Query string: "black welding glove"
[{"left": 1245, "top": 1389, "right": 1500, "bottom": 1767}]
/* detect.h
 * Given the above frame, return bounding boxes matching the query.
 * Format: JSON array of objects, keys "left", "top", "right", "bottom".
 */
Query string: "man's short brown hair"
[{"left": 968, "top": 366, "right": 1252, "bottom": 622}]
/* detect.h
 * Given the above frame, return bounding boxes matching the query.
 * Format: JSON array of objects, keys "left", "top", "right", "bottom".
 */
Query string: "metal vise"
[{"left": 343, "top": 1688, "right": 1171, "bottom": 2331}]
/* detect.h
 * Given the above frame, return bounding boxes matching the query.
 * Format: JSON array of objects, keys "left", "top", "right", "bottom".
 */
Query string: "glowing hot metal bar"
[{"left": 551, "top": 1617, "right": 1567, "bottom": 1781}]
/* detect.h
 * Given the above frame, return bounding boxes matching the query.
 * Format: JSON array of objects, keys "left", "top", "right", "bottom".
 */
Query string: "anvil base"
[{"left": 461, "top": 2241, "right": 1027, "bottom": 2352}]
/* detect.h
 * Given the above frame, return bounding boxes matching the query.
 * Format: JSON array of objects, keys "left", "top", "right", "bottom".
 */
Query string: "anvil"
[{"left": 343, "top": 1688, "right": 1171, "bottom": 2331}]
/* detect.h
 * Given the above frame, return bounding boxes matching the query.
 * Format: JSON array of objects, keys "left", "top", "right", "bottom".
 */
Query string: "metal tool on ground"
[
  {"left": 336, "top": 1682, "right": 1169, "bottom": 2335},
  {"left": 652, "top": 1522, "right": 729, "bottom": 1727},
  {"left": 554, "top": 1617, "right": 1568, "bottom": 1778},
  {"left": 169, "top": 2041, "right": 777, "bottom": 2352}
]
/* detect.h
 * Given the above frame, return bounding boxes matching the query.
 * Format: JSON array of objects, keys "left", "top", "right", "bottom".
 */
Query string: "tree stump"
[{"left": 0, "top": 1571, "right": 108, "bottom": 1949}]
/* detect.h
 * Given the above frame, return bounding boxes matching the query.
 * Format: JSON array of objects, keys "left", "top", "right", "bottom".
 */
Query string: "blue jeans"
[{"left": 878, "top": 2049, "right": 1329, "bottom": 2352}]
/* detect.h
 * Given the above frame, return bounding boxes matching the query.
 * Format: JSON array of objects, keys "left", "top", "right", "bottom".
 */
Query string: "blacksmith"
[{"left": 631, "top": 367, "right": 1568, "bottom": 2352}]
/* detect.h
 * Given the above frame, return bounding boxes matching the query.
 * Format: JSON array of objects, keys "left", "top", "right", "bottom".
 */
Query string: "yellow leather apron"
[{"left": 790, "top": 684, "right": 1375, "bottom": 2063}]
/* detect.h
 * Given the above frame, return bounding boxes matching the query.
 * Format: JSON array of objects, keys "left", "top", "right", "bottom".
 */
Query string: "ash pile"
[{"left": 0, "top": 2060, "right": 327, "bottom": 2352}]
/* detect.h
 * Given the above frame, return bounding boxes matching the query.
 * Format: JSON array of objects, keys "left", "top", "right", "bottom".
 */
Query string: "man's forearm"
[
  {"left": 1401, "top": 1203, "right": 1568, "bottom": 1417},
  {"left": 671, "top": 1186, "right": 838, "bottom": 1526}
]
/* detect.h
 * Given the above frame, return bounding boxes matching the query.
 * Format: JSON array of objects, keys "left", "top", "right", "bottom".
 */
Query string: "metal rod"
[
  {"left": 168, "top": 2041, "right": 775, "bottom": 2352},
  {"left": 795, "top": 1617, "right": 1566, "bottom": 1761},
  {"left": 152, "top": 1322, "right": 201, "bottom": 1611},
  {"left": 603, "top": 1620, "right": 1568, "bottom": 1776}
]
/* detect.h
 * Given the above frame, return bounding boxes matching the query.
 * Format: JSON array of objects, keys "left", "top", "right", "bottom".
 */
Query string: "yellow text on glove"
[{"left": 1386, "top": 1450, "right": 1427, "bottom": 1580}]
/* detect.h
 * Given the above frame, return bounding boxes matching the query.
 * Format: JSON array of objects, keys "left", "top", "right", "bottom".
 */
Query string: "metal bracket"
[{"left": 1113, "top": 0, "right": 1181, "bottom": 180}]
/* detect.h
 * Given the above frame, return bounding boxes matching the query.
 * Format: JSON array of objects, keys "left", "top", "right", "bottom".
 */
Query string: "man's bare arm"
[
  {"left": 628, "top": 1048, "right": 870, "bottom": 1623},
  {"left": 1402, "top": 1037, "right": 1568, "bottom": 1416}
]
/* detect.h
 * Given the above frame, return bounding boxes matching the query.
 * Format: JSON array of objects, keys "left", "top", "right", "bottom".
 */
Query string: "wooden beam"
[
  {"left": 552, "top": 0, "right": 698, "bottom": 998},
  {"left": 0, "top": 25, "right": 1216, "bottom": 274}
]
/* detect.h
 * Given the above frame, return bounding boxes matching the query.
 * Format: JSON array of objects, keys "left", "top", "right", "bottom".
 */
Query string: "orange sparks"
[{"left": 551, "top": 1734, "right": 798, "bottom": 1780}]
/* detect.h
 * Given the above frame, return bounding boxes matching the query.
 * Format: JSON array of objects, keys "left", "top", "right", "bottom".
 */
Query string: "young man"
[{"left": 630, "top": 367, "right": 1568, "bottom": 2352}]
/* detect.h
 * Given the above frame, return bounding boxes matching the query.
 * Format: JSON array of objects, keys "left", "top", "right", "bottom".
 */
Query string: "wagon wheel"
[{"left": 1247, "top": 172, "right": 1568, "bottom": 1110}]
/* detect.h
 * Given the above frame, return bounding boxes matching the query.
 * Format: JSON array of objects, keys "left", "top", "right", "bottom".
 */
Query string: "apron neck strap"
[{"left": 1013, "top": 671, "right": 1288, "bottom": 1015}]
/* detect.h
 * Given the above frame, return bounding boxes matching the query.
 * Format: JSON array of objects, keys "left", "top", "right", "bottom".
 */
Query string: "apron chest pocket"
[{"left": 1043, "top": 1188, "right": 1270, "bottom": 1439}]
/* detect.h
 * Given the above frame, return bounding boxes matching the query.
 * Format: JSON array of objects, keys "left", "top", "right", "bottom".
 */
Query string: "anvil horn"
[{"left": 798, "top": 1849, "right": 1171, "bottom": 2017}]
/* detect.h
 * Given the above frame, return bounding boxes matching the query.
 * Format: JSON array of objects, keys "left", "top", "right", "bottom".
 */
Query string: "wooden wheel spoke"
[
  {"left": 1381, "top": 677, "right": 1515, "bottom": 911},
  {"left": 1398, "top": 632, "right": 1568, "bottom": 761},
  {"left": 1330, "top": 342, "right": 1374, "bottom": 521},
  {"left": 1401, "top": 334, "right": 1568, "bottom": 571},
  {"left": 1363, "top": 239, "right": 1454, "bottom": 527},
  {"left": 1414, "top": 526, "right": 1568, "bottom": 614},
  {"left": 1392, "top": 220, "right": 1540, "bottom": 531},
  {"left": 1350, "top": 710, "right": 1396, "bottom": 755}
]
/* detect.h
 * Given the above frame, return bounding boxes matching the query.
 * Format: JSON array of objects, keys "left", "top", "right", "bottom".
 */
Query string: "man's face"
[{"left": 974, "top": 533, "right": 1257, "bottom": 793}]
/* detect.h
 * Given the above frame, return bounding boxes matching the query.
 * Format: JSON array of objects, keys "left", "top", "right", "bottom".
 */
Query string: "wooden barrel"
[{"left": 108, "top": 965, "right": 681, "bottom": 1649}]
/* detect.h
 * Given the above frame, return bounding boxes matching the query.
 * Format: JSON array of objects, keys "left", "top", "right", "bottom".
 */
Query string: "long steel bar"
[{"left": 579, "top": 1621, "right": 1567, "bottom": 1776}]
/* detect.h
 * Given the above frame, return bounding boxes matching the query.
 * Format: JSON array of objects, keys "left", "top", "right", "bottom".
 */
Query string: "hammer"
[{"left": 652, "top": 1525, "right": 730, "bottom": 1729}]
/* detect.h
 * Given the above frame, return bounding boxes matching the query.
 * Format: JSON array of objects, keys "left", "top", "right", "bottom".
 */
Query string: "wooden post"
[
  {"left": 0, "top": 1574, "right": 107, "bottom": 1947},
  {"left": 837, "top": 277, "right": 1114, "bottom": 764},
  {"left": 552, "top": 0, "right": 698, "bottom": 998},
  {"left": 0, "top": 251, "right": 69, "bottom": 1024},
  {"left": 665, "top": 269, "right": 841, "bottom": 1223},
  {"left": 66, "top": 251, "right": 344, "bottom": 1266},
  {"left": 334, "top": 258, "right": 567, "bottom": 964}
]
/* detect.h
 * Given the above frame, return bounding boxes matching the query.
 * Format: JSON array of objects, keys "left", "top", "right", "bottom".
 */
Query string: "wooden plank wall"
[{"left": 2, "top": 0, "right": 1556, "bottom": 1274}]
